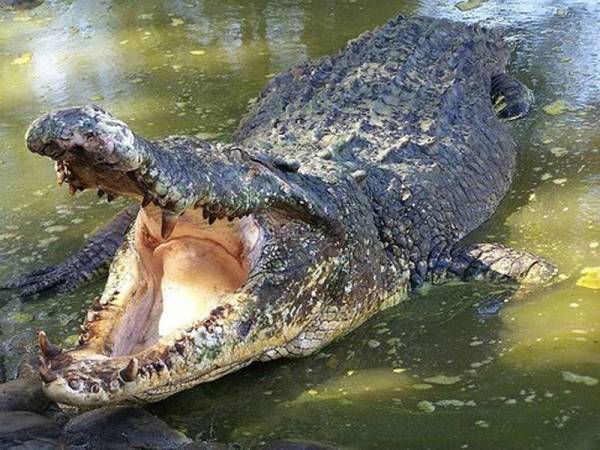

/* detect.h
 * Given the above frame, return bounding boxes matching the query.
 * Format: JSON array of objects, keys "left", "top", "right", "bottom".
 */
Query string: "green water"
[{"left": 0, "top": 0, "right": 598, "bottom": 448}]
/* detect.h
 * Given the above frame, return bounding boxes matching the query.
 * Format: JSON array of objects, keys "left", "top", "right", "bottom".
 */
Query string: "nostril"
[{"left": 90, "top": 383, "right": 100, "bottom": 393}]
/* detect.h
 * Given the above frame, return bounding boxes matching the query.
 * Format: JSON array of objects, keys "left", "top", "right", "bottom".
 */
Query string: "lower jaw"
[{"left": 39, "top": 207, "right": 264, "bottom": 404}]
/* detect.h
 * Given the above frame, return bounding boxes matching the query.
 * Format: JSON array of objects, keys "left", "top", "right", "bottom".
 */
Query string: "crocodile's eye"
[{"left": 68, "top": 379, "right": 80, "bottom": 391}]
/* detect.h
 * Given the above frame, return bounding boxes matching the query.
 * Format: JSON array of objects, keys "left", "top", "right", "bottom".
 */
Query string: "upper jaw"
[{"left": 26, "top": 105, "right": 345, "bottom": 241}]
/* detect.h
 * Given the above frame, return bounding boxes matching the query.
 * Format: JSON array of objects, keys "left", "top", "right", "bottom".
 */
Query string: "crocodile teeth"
[
  {"left": 38, "top": 355, "right": 57, "bottom": 384},
  {"left": 120, "top": 358, "right": 139, "bottom": 382},
  {"left": 161, "top": 210, "right": 180, "bottom": 240},
  {"left": 39, "top": 331, "right": 62, "bottom": 359}
]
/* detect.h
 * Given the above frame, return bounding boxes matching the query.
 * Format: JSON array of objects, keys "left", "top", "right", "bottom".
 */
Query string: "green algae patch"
[
  {"left": 576, "top": 267, "right": 600, "bottom": 289},
  {"left": 561, "top": 371, "right": 598, "bottom": 386},
  {"left": 64, "top": 334, "right": 80, "bottom": 347},
  {"left": 455, "top": 0, "right": 487, "bottom": 12},
  {"left": 542, "top": 100, "right": 568, "bottom": 115},
  {"left": 10, "top": 312, "right": 34, "bottom": 324}
]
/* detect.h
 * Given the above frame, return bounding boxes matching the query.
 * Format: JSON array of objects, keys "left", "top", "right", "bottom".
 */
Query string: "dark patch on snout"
[{"left": 237, "top": 318, "right": 254, "bottom": 338}]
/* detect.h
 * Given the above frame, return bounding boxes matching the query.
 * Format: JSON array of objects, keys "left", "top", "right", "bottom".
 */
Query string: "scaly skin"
[{"left": 6, "top": 15, "right": 556, "bottom": 407}]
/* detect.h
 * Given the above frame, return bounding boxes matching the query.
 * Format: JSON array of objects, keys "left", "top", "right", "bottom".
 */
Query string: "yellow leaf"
[
  {"left": 455, "top": 0, "right": 487, "bottom": 11},
  {"left": 171, "top": 18, "right": 184, "bottom": 27},
  {"left": 189, "top": 50, "right": 206, "bottom": 56},
  {"left": 11, "top": 52, "right": 32, "bottom": 65},
  {"left": 576, "top": 267, "right": 600, "bottom": 289},
  {"left": 542, "top": 100, "right": 568, "bottom": 115}
]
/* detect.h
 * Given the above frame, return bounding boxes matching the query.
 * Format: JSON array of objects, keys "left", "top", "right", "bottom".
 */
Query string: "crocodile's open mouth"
[
  {"left": 38, "top": 203, "right": 268, "bottom": 406},
  {"left": 105, "top": 205, "right": 263, "bottom": 358}
]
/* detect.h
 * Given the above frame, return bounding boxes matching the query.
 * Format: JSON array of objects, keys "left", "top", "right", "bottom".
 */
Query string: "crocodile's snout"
[{"left": 26, "top": 105, "right": 142, "bottom": 172}]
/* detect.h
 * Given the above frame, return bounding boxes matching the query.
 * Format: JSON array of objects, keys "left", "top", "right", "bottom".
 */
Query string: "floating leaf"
[
  {"left": 576, "top": 267, "right": 600, "bottom": 289},
  {"left": 189, "top": 50, "right": 206, "bottom": 56},
  {"left": 368, "top": 339, "right": 380, "bottom": 348},
  {"left": 455, "top": 0, "right": 486, "bottom": 12},
  {"left": 11, "top": 52, "right": 32, "bottom": 65},
  {"left": 89, "top": 94, "right": 104, "bottom": 102},
  {"left": 561, "top": 371, "right": 598, "bottom": 385},
  {"left": 549, "top": 147, "right": 568, "bottom": 157},
  {"left": 171, "top": 18, "right": 184, "bottom": 27},
  {"left": 542, "top": 100, "right": 568, "bottom": 115},
  {"left": 417, "top": 400, "right": 435, "bottom": 413},
  {"left": 555, "top": 7, "right": 568, "bottom": 16},
  {"left": 424, "top": 375, "right": 461, "bottom": 385}
]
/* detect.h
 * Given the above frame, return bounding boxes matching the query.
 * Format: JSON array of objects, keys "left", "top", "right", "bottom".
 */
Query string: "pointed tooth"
[
  {"left": 56, "top": 171, "right": 66, "bottom": 186},
  {"left": 208, "top": 214, "right": 217, "bottom": 225},
  {"left": 120, "top": 358, "right": 139, "bottom": 382},
  {"left": 161, "top": 210, "right": 180, "bottom": 239},
  {"left": 38, "top": 331, "right": 62, "bottom": 358},
  {"left": 142, "top": 193, "right": 153, "bottom": 208},
  {"left": 55, "top": 161, "right": 66, "bottom": 186},
  {"left": 202, "top": 209, "right": 209, "bottom": 219},
  {"left": 38, "top": 355, "right": 57, "bottom": 384},
  {"left": 97, "top": 189, "right": 106, "bottom": 199}
]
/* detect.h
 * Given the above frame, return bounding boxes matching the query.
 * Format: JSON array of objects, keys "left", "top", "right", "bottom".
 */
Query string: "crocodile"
[{"left": 2, "top": 15, "right": 556, "bottom": 407}]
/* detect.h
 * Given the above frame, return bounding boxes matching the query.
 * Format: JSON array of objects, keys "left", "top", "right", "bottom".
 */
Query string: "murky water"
[{"left": 0, "top": 0, "right": 598, "bottom": 448}]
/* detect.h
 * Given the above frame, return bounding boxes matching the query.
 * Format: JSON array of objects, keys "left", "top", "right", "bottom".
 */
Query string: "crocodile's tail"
[{"left": 491, "top": 73, "right": 535, "bottom": 120}]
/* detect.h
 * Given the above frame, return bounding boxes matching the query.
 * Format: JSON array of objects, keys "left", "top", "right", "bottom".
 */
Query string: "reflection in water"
[{"left": 0, "top": 0, "right": 598, "bottom": 448}]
